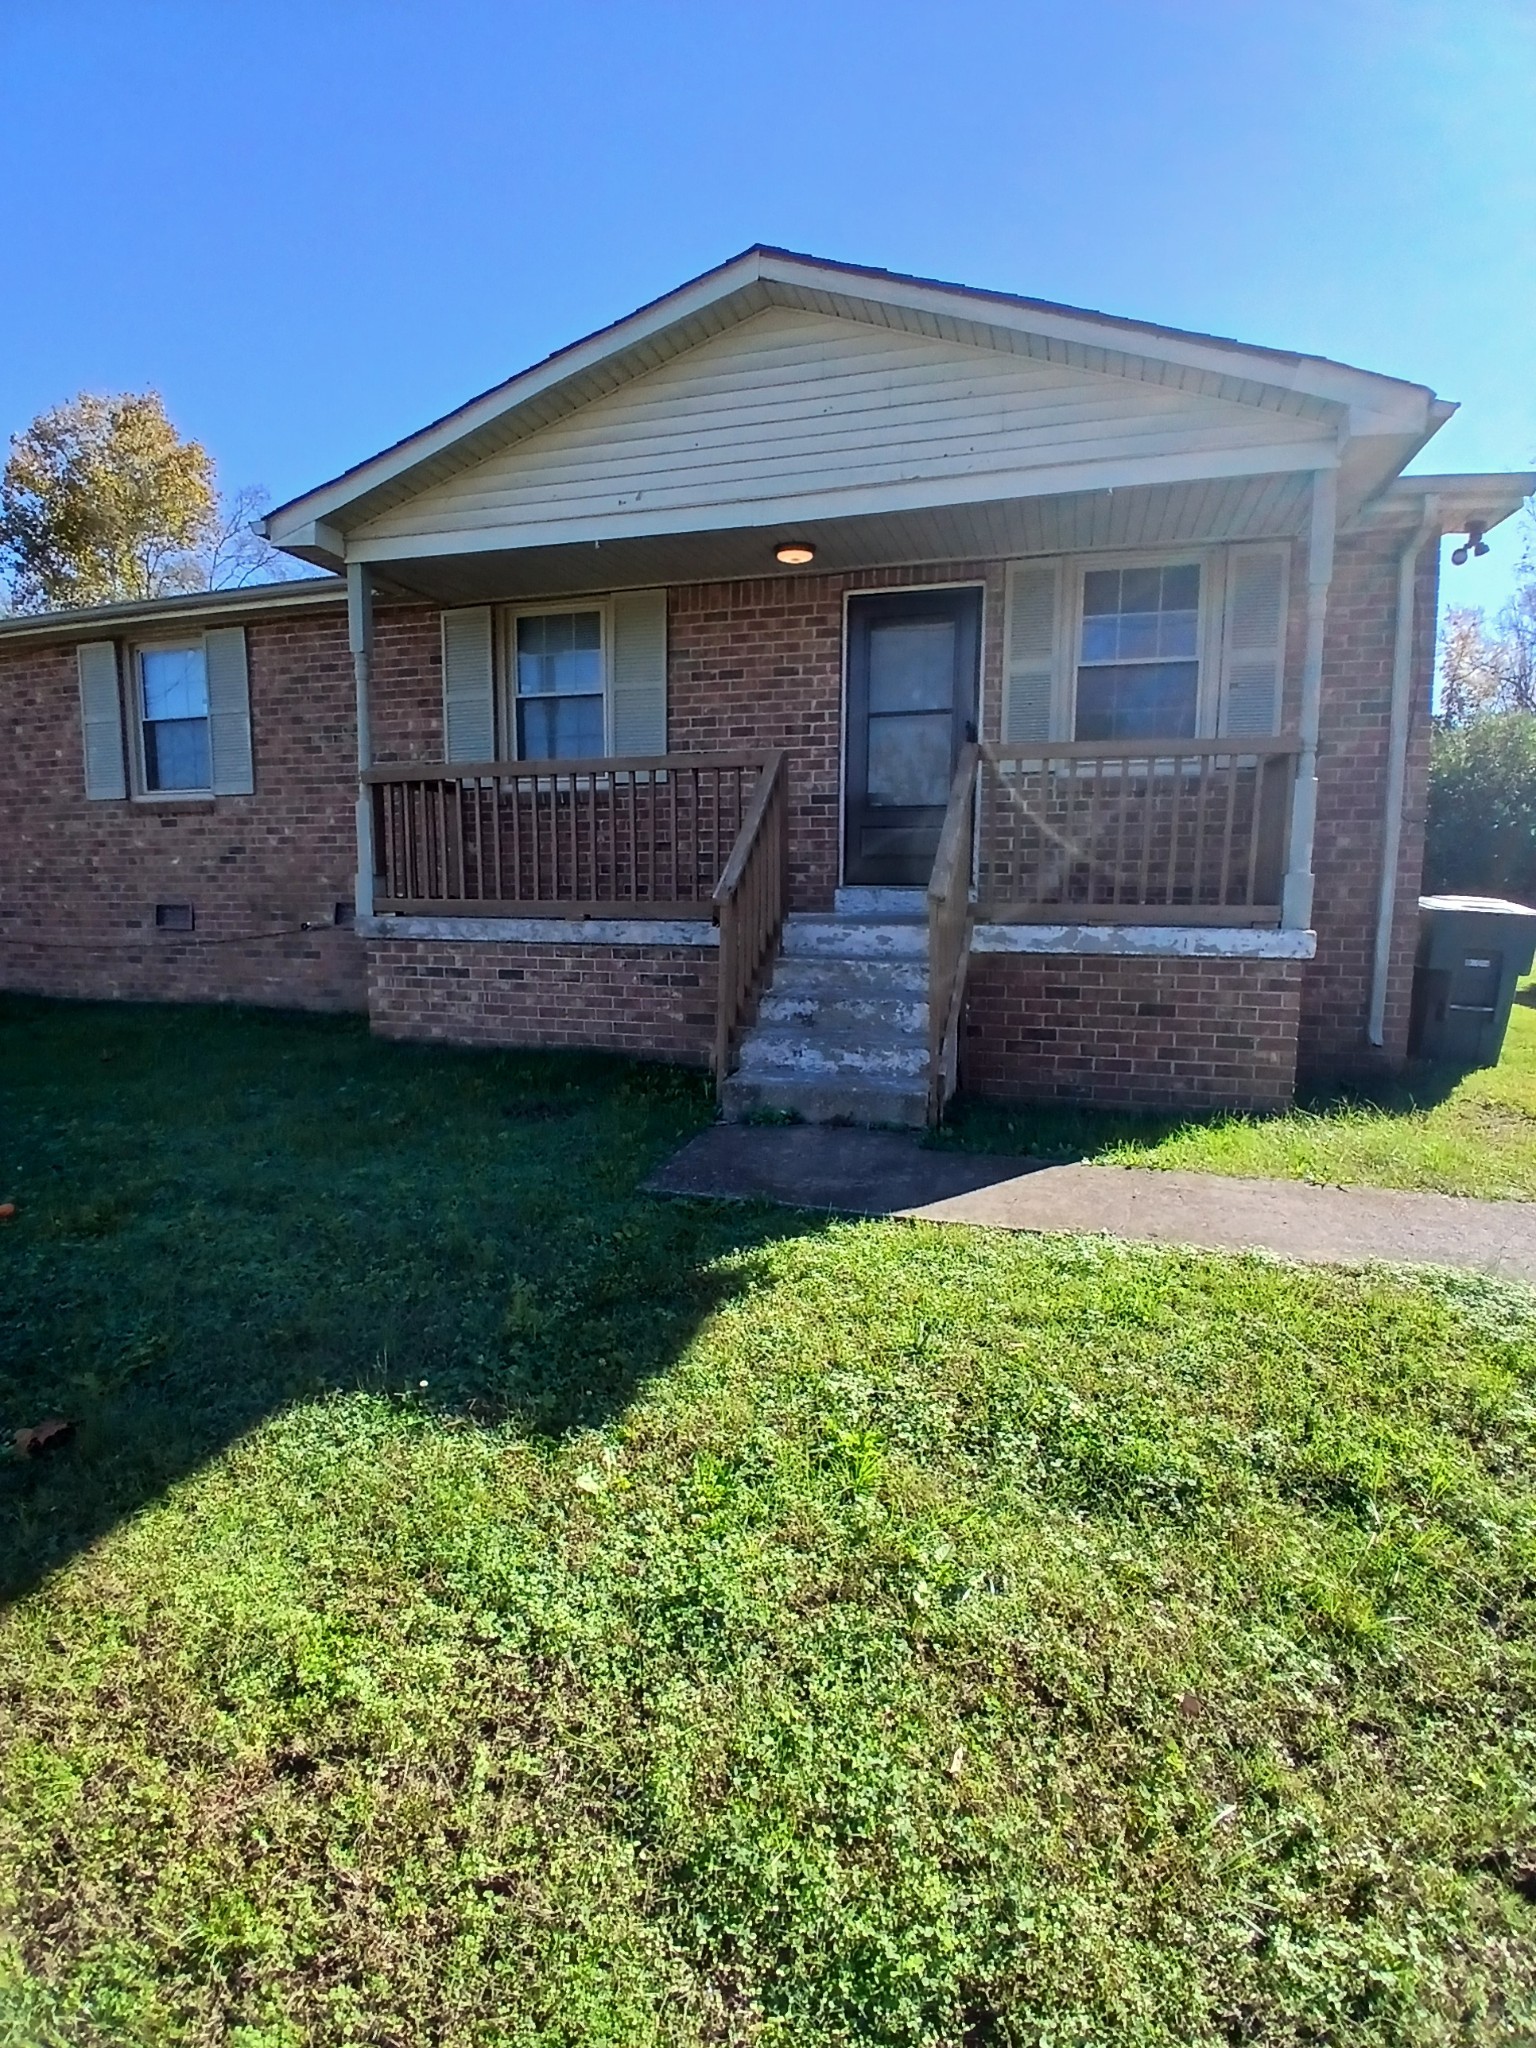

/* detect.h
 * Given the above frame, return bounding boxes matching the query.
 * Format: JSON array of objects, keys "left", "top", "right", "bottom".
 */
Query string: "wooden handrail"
[
  {"left": 926, "top": 743, "right": 980, "bottom": 1125},
  {"left": 713, "top": 750, "right": 789, "bottom": 1089},
  {"left": 363, "top": 751, "right": 767, "bottom": 783},
  {"left": 985, "top": 735, "right": 1301, "bottom": 763}
]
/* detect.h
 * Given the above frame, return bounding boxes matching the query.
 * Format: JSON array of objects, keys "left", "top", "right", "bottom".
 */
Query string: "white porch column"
[
  {"left": 1281, "top": 466, "right": 1339, "bottom": 930},
  {"left": 348, "top": 561, "right": 376, "bottom": 918}
]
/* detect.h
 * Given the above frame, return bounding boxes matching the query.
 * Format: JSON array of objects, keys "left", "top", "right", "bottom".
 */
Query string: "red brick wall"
[
  {"left": 366, "top": 937, "right": 718, "bottom": 1062},
  {"left": 0, "top": 605, "right": 368, "bottom": 1012},
  {"left": 962, "top": 953, "right": 1303, "bottom": 1112},
  {"left": 1300, "top": 528, "right": 1437, "bottom": 1077},
  {"left": 668, "top": 563, "right": 1006, "bottom": 911}
]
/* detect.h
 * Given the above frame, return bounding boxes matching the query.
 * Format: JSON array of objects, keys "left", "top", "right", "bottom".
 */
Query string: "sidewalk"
[{"left": 648, "top": 1125, "right": 1536, "bottom": 1282}]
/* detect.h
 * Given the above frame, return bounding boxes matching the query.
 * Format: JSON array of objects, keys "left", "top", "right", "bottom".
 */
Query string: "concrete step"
[
  {"left": 833, "top": 886, "right": 927, "bottom": 919},
  {"left": 720, "top": 1072, "right": 930, "bottom": 1130},
  {"left": 780, "top": 916, "right": 929, "bottom": 962},
  {"left": 737, "top": 1025, "right": 928, "bottom": 1083},
  {"left": 769, "top": 953, "right": 928, "bottom": 997},
  {"left": 758, "top": 986, "right": 928, "bottom": 1036}
]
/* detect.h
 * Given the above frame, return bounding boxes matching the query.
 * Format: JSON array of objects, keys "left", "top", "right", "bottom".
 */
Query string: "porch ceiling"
[{"left": 367, "top": 472, "right": 1316, "bottom": 606}]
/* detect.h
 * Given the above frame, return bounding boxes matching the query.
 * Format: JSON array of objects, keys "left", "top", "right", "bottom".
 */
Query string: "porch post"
[
  {"left": 348, "top": 561, "right": 376, "bottom": 919},
  {"left": 1281, "top": 466, "right": 1338, "bottom": 930}
]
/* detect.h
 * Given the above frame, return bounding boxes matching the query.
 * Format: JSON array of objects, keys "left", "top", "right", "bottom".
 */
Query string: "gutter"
[{"left": 1367, "top": 496, "right": 1438, "bottom": 1047}]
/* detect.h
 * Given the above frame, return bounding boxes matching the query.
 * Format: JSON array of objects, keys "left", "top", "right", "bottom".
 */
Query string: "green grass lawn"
[
  {"left": 938, "top": 983, "right": 1536, "bottom": 1201},
  {"left": 3, "top": 995, "right": 1536, "bottom": 2046}
]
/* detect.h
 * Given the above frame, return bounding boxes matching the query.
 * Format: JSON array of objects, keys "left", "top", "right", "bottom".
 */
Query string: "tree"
[
  {"left": 1437, "top": 512, "right": 1536, "bottom": 725},
  {"left": 0, "top": 391, "right": 299, "bottom": 614},
  {"left": 1426, "top": 712, "right": 1536, "bottom": 903}
]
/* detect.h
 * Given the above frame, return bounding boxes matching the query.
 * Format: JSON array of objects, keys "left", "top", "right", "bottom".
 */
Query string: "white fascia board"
[
  {"left": 263, "top": 254, "right": 772, "bottom": 539},
  {"left": 346, "top": 438, "right": 1342, "bottom": 567},
  {"left": 756, "top": 252, "right": 1434, "bottom": 432}
]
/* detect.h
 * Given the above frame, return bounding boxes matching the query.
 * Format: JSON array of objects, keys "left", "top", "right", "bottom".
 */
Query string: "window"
[
  {"left": 1075, "top": 563, "right": 1200, "bottom": 741},
  {"left": 136, "top": 644, "right": 211, "bottom": 790},
  {"left": 512, "top": 609, "right": 605, "bottom": 759}
]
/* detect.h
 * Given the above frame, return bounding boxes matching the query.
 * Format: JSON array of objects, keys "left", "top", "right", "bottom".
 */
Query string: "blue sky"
[{"left": 2, "top": 1, "right": 1531, "bottom": 618}]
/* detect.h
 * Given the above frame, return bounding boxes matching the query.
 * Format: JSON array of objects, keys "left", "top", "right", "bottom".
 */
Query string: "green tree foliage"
[
  {"left": 1426, "top": 710, "right": 1536, "bottom": 903},
  {"left": 0, "top": 391, "right": 267, "bottom": 614}
]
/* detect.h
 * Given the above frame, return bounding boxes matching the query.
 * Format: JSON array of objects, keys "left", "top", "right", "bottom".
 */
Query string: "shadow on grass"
[
  {"left": 932, "top": 1055, "right": 1480, "bottom": 1163},
  {"left": 0, "top": 995, "right": 824, "bottom": 1605}
]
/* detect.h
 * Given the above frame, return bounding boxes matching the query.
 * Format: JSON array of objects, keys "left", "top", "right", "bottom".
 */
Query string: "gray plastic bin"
[{"left": 1411, "top": 895, "right": 1536, "bottom": 1066}]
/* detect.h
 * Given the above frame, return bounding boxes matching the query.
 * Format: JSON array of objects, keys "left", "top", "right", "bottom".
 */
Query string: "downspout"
[
  {"left": 347, "top": 561, "right": 375, "bottom": 920},
  {"left": 1280, "top": 466, "right": 1339, "bottom": 931},
  {"left": 1367, "top": 496, "right": 1438, "bottom": 1046}
]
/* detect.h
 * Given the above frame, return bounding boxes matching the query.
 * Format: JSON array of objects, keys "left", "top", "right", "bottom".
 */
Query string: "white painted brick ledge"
[
  {"left": 358, "top": 914, "right": 718, "bottom": 947},
  {"left": 970, "top": 923, "right": 1317, "bottom": 960}
]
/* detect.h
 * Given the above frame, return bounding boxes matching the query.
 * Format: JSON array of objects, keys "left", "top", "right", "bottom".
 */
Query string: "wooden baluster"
[
  {"left": 1244, "top": 755, "right": 1266, "bottom": 908},
  {"left": 1162, "top": 756, "right": 1181, "bottom": 907},
  {"left": 1218, "top": 751, "right": 1239, "bottom": 907},
  {"left": 1136, "top": 757, "right": 1155, "bottom": 908},
  {"left": 625, "top": 768, "right": 638, "bottom": 905},
  {"left": 1111, "top": 756, "right": 1130, "bottom": 906},
  {"left": 1189, "top": 753, "right": 1211, "bottom": 908}
]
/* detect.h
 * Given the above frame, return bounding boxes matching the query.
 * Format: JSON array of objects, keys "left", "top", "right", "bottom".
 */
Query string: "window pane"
[
  {"left": 144, "top": 717, "right": 211, "bottom": 790},
  {"left": 868, "top": 618, "right": 955, "bottom": 713},
  {"left": 1075, "top": 662, "right": 1198, "bottom": 741},
  {"left": 1120, "top": 567, "right": 1161, "bottom": 616},
  {"left": 1081, "top": 569, "right": 1120, "bottom": 617},
  {"left": 517, "top": 692, "right": 604, "bottom": 760},
  {"left": 1161, "top": 564, "right": 1200, "bottom": 612},
  {"left": 140, "top": 646, "right": 208, "bottom": 722},
  {"left": 1157, "top": 610, "right": 1199, "bottom": 658},
  {"left": 517, "top": 611, "right": 603, "bottom": 696},
  {"left": 1116, "top": 610, "right": 1160, "bottom": 660},
  {"left": 867, "top": 712, "right": 951, "bottom": 807}
]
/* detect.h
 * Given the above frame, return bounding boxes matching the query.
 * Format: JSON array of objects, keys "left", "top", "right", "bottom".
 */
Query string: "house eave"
[
  {"left": 262, "top": 246, "right": 1441, "bottom": 557},
  {"left": 0, "top": 576, "right": 347, "bottom": 647}
]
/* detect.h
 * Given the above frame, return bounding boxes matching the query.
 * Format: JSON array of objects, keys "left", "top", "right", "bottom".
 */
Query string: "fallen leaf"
[{"left": 15, "top": 1419, "right": 72, "bottom": 1456}]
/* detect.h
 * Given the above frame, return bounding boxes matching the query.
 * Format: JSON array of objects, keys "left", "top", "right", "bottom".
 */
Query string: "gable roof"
[{"left": 263, "top": 246, "right": 1452, "bottom": 571}]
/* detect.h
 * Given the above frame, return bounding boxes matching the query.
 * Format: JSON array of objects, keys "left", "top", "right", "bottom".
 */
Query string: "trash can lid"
[{"left": 1419, "top": 893, "right": 1536, "bottom": 918}]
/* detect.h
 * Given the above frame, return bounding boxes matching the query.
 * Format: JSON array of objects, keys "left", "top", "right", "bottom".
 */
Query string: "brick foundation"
[
  {"left": 961, "top": 953, "right": 1303, "bottom": 1112},
  {"left": 366, "top": 938, "right": 719, "bottom": 1062}
]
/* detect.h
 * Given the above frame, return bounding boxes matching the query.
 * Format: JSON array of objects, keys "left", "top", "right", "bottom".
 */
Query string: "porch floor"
[{"left": 647, "top": 1125, "right": 1536, "bottom": 1281}]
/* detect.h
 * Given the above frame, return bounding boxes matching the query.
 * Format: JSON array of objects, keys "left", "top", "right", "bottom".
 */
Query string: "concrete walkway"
[{"left": 648, "top": 1125, "right": 1536, "bottom": 1283}]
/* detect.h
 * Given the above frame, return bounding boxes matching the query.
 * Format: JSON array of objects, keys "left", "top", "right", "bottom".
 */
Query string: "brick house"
[{"left": 2, "top": 249, "right": 1528, "bottom": 1121}]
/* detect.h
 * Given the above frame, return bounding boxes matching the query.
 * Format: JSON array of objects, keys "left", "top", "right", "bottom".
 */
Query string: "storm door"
[{"left": 843, "top": 588, "right": 981, "bottom": 887}]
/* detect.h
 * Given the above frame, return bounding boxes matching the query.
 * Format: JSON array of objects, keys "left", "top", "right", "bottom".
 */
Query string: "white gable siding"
[{"left": 352, "top": 307, "right": 1326, "bottom": 547}]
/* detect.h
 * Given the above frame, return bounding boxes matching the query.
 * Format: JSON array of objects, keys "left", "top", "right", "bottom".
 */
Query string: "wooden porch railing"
[
  {"left": 927, "top": 743, "right": 979, "bottom": 1123},
  {"left": 363, "top": 754, "right": 770, "bottom": 916},
  {"left": 712, "top": 750, "right": 789, "bottom": 1088},
  {"left": 976, "top": 738, "right": 1299, "bottom": 924}
]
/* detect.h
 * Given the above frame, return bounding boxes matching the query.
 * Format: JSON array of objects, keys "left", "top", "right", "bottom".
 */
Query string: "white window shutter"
[
  {"left": 1003, "top": 561, "right": 1060, "bottom": 742},
  {"left": 610, "top": 589, "right": 668, "bottom": 756},
  {"left": 204, "top": 626, "right": 254, "bottom": 794},
  {"left": 1219, "top": 546, "right": 1289, "bottom": 737},
  {"left": 76, "top": 641, "right": 127, "bottom": 799},
  {"left": 442, "top": 607, "right": 496, "bottom": 762}
]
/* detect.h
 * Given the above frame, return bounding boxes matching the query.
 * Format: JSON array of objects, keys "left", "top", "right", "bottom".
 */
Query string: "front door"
[{"left": 843, "top": 588, "right": 981, "bottom": 888}]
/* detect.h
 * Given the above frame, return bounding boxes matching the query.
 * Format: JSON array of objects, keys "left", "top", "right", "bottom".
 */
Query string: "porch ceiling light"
[{"left": 775, "top": 540, "right": 816, "bottom": 566}]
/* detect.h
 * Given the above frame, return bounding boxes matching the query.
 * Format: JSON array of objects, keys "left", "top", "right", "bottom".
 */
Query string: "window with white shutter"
[
  {"left": 1218, "top": 546, "right": 1289, "bottom": 737},
  {"left": 1003, "top": 561, "right": 1061, "bottom": 742},
  {"left": 204, "top": 626, "right": 254, "bottom": 794},
  {"left": 441, "top": 607, "right": 496, "bottom": 762},
  {"left": 610, "top": 589, "right": 667, "bottom": 756},
  {"left": 77, "top": 641, "right": 127, "bottom": 800}
]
